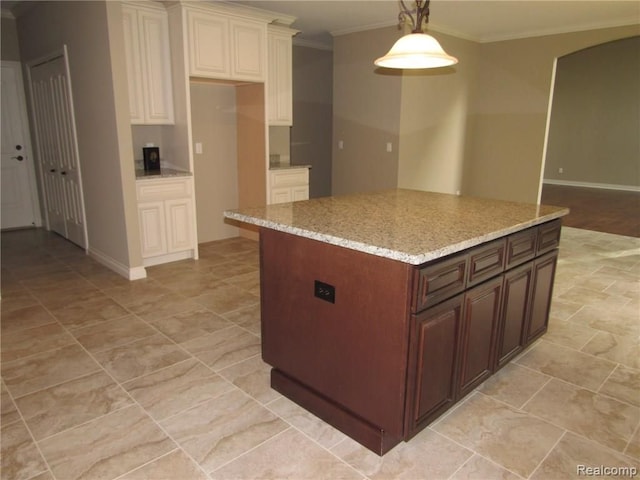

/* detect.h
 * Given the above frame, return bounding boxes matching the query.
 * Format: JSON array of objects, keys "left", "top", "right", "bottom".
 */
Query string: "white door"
[
  {"left": 1, "top": 62, "right": 40, "bottom": 229},
  {"left": 28, "top": 50, "right": 87, "bottom": 249}
]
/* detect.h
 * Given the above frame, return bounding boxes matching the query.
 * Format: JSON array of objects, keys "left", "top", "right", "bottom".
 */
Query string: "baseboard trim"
[
  {"left": 89, "top": 247, "right": 147, "bottom": 281},
  {"left": 543, "top": 179, "right": 640, "bottom": 192},
  {"left": 142, "top": 250, "right": 194, "bottom": 267}
]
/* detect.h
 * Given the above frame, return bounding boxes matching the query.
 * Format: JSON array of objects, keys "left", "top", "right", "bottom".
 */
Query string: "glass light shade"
[{"left": 374, "top": 33, "right": 458, "bottom": 69}]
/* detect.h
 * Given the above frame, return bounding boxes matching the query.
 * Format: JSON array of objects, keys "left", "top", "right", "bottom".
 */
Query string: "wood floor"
[{"left": 541, "top": 183, "right": 640, "bottom": 238}]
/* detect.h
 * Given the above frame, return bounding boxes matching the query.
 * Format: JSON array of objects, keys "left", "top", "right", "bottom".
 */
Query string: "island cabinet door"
[
  {"left": 405, "top": 294, "right": 464, "bottom": 438},
  {"left": 496, "top": 262, "right": 533, "bottom": 369},
  {"left": 524, "top": 250, "right": 558, "bottom": 344},
  {"left": 457, "top": 277, "right": 503, "bottom": 398}
]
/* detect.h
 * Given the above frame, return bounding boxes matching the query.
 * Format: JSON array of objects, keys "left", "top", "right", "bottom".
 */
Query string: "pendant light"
[{"left": 375, "top": 0, "right": 457, "bottom": 69}]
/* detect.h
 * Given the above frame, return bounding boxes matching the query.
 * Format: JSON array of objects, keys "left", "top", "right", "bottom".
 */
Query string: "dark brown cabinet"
[
  {"left": 406, "top": 295, "right": 463, "bottom": 437},
  {"left": 261, "top": 219, "right": 562, "bottom": 456},
  {"left": 458, "top": 277, "right": 502, "bottom": 397}
]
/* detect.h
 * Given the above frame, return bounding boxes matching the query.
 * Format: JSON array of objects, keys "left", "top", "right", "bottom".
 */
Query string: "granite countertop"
[
  {"left": 135, "top": 168, "right": 192, "bottom": 180},
  {"left": 269, "top": 163, "right": 312, "bottom": 170},
  {"left": 224, "top": 189, "right": 569, "bottom": 265}
]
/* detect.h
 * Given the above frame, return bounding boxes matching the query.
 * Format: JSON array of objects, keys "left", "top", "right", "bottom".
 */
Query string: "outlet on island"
[{"left": 314, "top": 280, "right": 336, "bottom": 304}]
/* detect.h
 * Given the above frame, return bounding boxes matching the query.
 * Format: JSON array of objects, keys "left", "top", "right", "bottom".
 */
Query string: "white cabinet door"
[
  {"left": 230, "top": 19, "right": 265, "bottom": 81},
  {"left": 187, "top": 10, "right": 230, "bottom": 78},
  {"left": 270, "top": 187, "right": 292, "bottom": 205},
  {"left": 139, "top": 8, "right": 174, "bottom": 123},
  {"left": 122, "top": 6, "right": 145, "bottom": 123},
  {"left": 267, "top": 27, "right": 294, "bottom": 125},
  {"left": 291, "top": 185, "right": 309, "bottom": 202},
  {"left": 123, "top": 3, "right": 174, "bottom": 125},
  {"left": 165, "top": 197, "right": 194, "bottom": 253},
  {"left": 138, "top": 200, "right": 168, "bottom": 257}
]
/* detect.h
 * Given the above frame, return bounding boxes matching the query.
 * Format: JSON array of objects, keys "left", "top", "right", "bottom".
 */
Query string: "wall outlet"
[
  {"left": 338, "top": 140, "right": 344, "bottom": 150},
  {"left": 314, "top": 280, "right": 335, "bottom": 304},
  {"left": 558, "top": 167, "right": 564, "bottom": 174},
  {"left": 195, "top": 142, "right": 203, "bottom": 154},
  {"left": 386, "top": 142, "right": 392, "bottom": 152}
]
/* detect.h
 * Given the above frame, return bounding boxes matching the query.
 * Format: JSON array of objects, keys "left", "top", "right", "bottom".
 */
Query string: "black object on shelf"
[{"left": 143, "top": 147, "right": 161, "bottom": 172}]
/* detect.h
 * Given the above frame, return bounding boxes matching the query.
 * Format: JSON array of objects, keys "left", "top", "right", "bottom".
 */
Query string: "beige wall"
[
  {"left": 16, "top": 1, "right": 141, "bottom": 269},
  {"left": 332, "top": 26, "right": 402, "bottom": 196},
  {"left": 292, "top": 44, "right": 333, "bottom": 198},
  {"left": 190, "top": 82, "right": 239, "bottom": 242},
  {"left": 1, "top": 16, "right": 21, "bottom": 61},
  {"left": 334, "top": 23, "right": 639, "bottom": 204},
  {"left": 543, "top": 36, "right": 639, "bottom": 188},
  {"left": 398, "top": 32, "right": 479, "bottom": 194},
  {"left": 463, "top": 25, "right": 640, "bottom": 203}
]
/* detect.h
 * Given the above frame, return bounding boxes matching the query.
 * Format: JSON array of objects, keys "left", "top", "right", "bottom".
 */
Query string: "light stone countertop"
[
  {"left": 135, "top": 168, "right": 192, "bottom": 180},
  {"left": 224, "top": 189, "right": 569, "bottom": 265}
]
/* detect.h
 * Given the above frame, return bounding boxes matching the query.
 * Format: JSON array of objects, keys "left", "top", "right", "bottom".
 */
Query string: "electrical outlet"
[
  {"left": 314, "top": 280, "right": 335, "bottom": 304},
  {"left": 386, "top": 142, "right": 392, "bottom": 152},
  {"left": 558, "top": 167, "right": 564, "bottom": 174}
]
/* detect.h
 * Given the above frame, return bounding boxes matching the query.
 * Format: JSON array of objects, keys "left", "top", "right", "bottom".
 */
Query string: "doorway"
[{"left": 1, "top": 61, "right": 41, "bottom": 230}]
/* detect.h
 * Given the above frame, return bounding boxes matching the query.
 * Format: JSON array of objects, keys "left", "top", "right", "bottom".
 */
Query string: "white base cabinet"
[
  {"left": 136, "top": 177, "right": 197, "bottom": 266},
  {"left": 269, "top": 168, "right": 309, "bottom": 204}
]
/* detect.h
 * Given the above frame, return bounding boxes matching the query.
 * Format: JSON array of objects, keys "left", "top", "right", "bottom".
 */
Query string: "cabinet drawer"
[
  {"left": 414, "top": 253, "right": 467, "bottom": 312},
  {"left": 136, "top": 178, "right": 192, "bottom": 202},
  {"left": 468, "top": 238, "right": 506, "bottom": 287},
  {"left": 536, "top": 219, "right": 562, "bottom": 255},
  {"left": 270, "top": 169, "right": 308, "bottom": 187},
  {"left": 505, "top": 227, "right": 537, "bottom": 269}
]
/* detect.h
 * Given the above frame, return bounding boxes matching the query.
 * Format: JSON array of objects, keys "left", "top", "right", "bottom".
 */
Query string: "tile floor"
[{"left": 1, "top": 227, "right": 638, "bottom": 480}]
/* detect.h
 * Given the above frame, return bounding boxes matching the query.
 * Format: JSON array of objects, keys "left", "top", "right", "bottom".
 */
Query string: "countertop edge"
[{"left": 223, "top": 208, "right": 569, "bottom": 265}]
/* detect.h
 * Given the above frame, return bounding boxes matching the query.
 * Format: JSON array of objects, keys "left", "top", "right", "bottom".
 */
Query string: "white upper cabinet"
[
  {"left": 186, "top": 7, "right": 266, "bottom": 82},
  {"left": 122, "top": 2, "right": 174, "bottom": 125},
  {"left": 267, "top": 25, "right": 296, "bottom": 126}
]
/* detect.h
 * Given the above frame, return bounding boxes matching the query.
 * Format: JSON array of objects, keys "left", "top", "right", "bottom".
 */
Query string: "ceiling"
[{"left": 228, "top": 0, "right": 640, "bottom": 49}]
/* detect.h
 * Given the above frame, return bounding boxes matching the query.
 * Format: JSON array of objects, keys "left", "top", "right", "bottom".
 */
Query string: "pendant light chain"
[{"left": 399, "top": 0, "right": 431, "bottom": 34}]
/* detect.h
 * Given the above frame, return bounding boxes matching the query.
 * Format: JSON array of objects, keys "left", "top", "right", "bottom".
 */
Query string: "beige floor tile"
[
  {"left": 39, "top": 405, "right": 175, "bottom": 480},
  {"left": 27, "top": 471, "right": 55, "bottom": 480},
  {"left": 209, "top": 261, "right": 258, "bottom": 281},
  {"left": 1, "top": 322, "right": 75, "bottom": 363},
  {"left": 332, "top": 427, "right": 472, "bottom": 480},
  {"left": 1, "top": 381, "right": 20, "bottom": 425},
  {"left": 122, "top": 358, "right": 234, "bottom": 421},
  {"left": 2, "top": 344, "right": 101, "bottom": 398},
  {"left": 432, "top": 393, "right": 563, "bottom": 478},
  {"left": 531, "top": 431, "right": 640, "bottom": 480},
  {"left": 627, "top": 426, "right": 640, "bottom": 459},
  {"left": 524, "top": 379, "right": 640, "bottom": 452},
  {"left": 450, "top": 454, "right": 521, "bottom": 480},
  {"left": 222, "top": 303, "right": 261, "bottom": 336},
  {"left": 478, "top": 363, "right": 550, "bottom": 408},
  {"left": 0, "top": 304, "right": 57, "bottom": 334},
  {"left": 71, "top": 315, "right": 157, "bottom": 354},
  {"left": 181, "top": 325, "right": 261, "bottom": 371},
  {"left": 569, "top": 304, "right": 640, "bottom": 338},
  {"left": 515, "top": 340, "right": 617, "bottom": 390},
  {"left": 224, "top": 270, "right": 261, "bottom": 295},
  {"left": 582, "top": 332, "right": 640, "bottom": 370},
  {"left": 161, "top": 389, "right": 288, "bottom": 472},
  {"left": 599, "top": 365, "right": 640, "bottom": 407},
  {"left": 192, "top": 283, "right": 260, "bottom": 315},
  {"left": 15, "top": 371, "right": 132, "bottom": 441},
  {"left": 36, "top": 287, "right": 108, "bottom": 311},
  {"left": 101, "top": 279, "right": 172, "bottom": 307},
  {"left": 543, "top": 319, "right": 598, "bottom": 350},
  {"left": 219, "top": 355, "right": 280, "bottom": 405},
  {"left": 1, "top": 420, "right": 48, "bottom": 480},
  {"left": 126, "top": 293, "right": 201, "bottom": 321},
  {"left": 151, "top": 271, "right": 224, "bottom": 298},
  {"left": 94, "top": 333, "right": 190, "bottom": 382},
  {"left": 557, "top": 286, "right": 627, "bottom": 310},
  {"left": 211, "top": 427, "right": 364, "bottom": 480},
  {"left": 51, "top": 296, "right": 130, "bottom": 330},
  {"left": 148, "top": 308, "right": 231, "bottom": 343},
  {"left": 0, "top": 289, "right": 39, "bottom": 313},
  {"left": 268, "top": 396, "right": 348, "bottom": 449},
  {"left": 548, "top": 299, "right": 584, "bottom": 321},
  {"left": 119, "top": 449, "right": 209, "bottom": 480}
]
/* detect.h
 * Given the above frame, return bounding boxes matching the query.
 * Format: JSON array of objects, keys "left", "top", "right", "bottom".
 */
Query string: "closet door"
[{"left": 29, "top": 50, "right": 87, "bottom": 249}]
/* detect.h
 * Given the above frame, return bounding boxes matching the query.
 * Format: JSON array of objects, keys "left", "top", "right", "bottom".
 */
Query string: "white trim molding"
[
  {"left": 543, "top": 179, "right": 640, "bottom": 193},
  {"left": 89, "top": 247, "right": 147, "bottom": 280}
]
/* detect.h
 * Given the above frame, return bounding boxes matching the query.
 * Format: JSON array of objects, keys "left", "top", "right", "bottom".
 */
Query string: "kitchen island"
[{"left": 224, "top": 189, "right": 569, "bottom": 455}]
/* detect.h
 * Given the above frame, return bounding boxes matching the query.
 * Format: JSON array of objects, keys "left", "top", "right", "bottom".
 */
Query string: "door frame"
[{"left": 1, "top": 60, "right": 42, "bottom": 229}]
